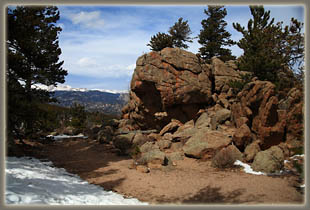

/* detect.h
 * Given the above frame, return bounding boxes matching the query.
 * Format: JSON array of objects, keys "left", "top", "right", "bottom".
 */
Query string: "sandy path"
[{"left": 17, "top": 138, "right": 304, "bottom": 205}]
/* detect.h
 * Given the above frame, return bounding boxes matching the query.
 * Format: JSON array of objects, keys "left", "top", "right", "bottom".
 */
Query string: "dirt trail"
[{"left": 13, "top": 138, "right": 304, "bottom": 205}]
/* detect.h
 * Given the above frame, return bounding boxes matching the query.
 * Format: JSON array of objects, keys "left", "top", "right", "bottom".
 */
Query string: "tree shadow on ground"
[
  {"left": 183, "top": 186, "right": 245, "bottom": 204},
  {"left": 83, "top": 169, "right": 120, "bottom": 179},
  {"left": 156, "top": 186, "right": 264, "bottom": 205},
  {"left": 97, "top": 177, "right": 127, "bottom": 192}
]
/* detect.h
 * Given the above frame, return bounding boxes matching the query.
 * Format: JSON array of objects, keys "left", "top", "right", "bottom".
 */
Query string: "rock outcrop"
[
  {"left": 121, "top": 48, "right": 251, "bottom": 132},
  {"left": 231, "top": 81, "right": 286, "bottom": 150},
  {"left": 122, "top": 48, "right": 213, "bottom": 130},
  {"left": 114, "top": 47, "right": 304, "bottom": 172}
]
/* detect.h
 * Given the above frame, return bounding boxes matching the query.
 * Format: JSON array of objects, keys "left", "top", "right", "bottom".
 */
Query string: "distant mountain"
[
  {"left": 34, "top": 84, "right": 128, "bottom": 94},
  {"left": 34, "top": 84, "right": 129, "bottom": 115}
]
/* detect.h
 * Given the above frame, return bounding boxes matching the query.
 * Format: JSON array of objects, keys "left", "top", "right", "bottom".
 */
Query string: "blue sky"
[{"left": 56, "top": 5, "right": 304, "bottom": 91}]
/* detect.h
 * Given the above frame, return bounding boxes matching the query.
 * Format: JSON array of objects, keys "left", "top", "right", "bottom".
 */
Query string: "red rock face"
[
  {"left": 231, "top": 81, "right": 286, "bottom": 150},
  {"left": 123, "top": 48, "right": 214, "bottom": 129},
  {"left": 279, "top": 88, "right": 304, "bottom": 144}
]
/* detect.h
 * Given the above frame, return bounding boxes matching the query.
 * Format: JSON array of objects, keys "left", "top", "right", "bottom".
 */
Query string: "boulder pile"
[{"left": 108, "top": 48, "right": 303, "bottom": 174}]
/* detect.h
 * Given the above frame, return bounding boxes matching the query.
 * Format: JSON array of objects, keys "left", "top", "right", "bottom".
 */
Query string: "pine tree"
[
  {"left": 233, "top": 6, "right": 304, "bottom": 83},
  {"left": 198, "top": 6, "right": 235, "bottom": 62},
  {"left": 147, "top": 18, "right": 193, "bottom": 51},
  {"left": 168, "top": 17, "right": 193, "bottom": 49},
  {"left": 8, "top": 6, "right": 67, "bottom": 94},
  {"left": 147, "top": 32, "right": 173, "bottom": 51},
  {"left": 233, "top": 6, "right": 279, "bottom": 81},
  {"left": 280, "top": 18, "right": 304, "bottom": 83},
  {"left": 69, "top": 103, "right": 87, "bottom": 131},
  {"left": 7, "top": 6, "right": 67, "bottom": 143}
]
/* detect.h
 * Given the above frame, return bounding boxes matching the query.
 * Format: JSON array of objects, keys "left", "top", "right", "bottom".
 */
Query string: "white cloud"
[
  {"left": 59, "top": 28, "right": 149, "bottom": 79},
  {"left": 77, "top": 57, "right": 97, "bottom": 67},
  {"left": 64, "top": 62, "right": 135, "bottom": 78},
  {"left": 68, "top": 11, "right": 105, "bottom": 29}
]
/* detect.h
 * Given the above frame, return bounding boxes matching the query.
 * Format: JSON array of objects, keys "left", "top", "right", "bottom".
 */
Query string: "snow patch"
[
  {"left": 46, "top": 134, "right": 88, "bottom": 141},
  {"left": 290, "top": 154, "right": 304, "bottom": 159},
  {"left": 6, "top": 156, "right": 148, "bottom": 205},
  {"left": 234, "top": 160, "right": 266, "bottom": 175}
]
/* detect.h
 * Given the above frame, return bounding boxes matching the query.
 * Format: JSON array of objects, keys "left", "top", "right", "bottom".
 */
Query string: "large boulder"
[
  {"left": 195, "top": 111, "right": 211, "bottom": 129},
  {"left": 210, "top": 108, "right": 231, "bottom": 130},
  {"left": 170, "top": 142, "right": 184, "bottom": 151},
  {"left": 123, "top": 48, "right": 214, "bottom": 130},
  {"left": 183, "top": 128, "right": 232, "bottom": 159},
  {"left": 132, "top": 132, "right": 150, "bottom": 146},
  {"left": 139, "top": 141, "right": 159, "bottom": 153},
  {"left": 157, "top": 139, "right": 172, "bottom": 150},
  {"left": 138, "top": 149, "right": 167, "bottom": 168},
  {"left": 172, "top": 120, "right": 196, "bottom": 142},
  {"left": 113, "top": 133, "right": 135, "bottom": 155},
  {"left": 252, "top": 146, "right": 284, "bottom": 173},
  {"left": 166, "top": 152, "right": 185, "bottom": 162},
  {"left": 244, "top": 141, "right": 261, "bottom": 162},
  {"left": 159, "top": 119, "right": 182, "bottom": 136},
  {"left": 212, "top": 145, "right": 243, "bottom": 168},
  {"left": 211, "top": 57, "right": 242, "bottom": 93},
  {"left": 232, "top": 124, "right": 252, "bottom": 151}
]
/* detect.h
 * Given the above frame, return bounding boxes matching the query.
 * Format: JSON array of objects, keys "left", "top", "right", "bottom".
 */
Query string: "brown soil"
[{"left": 10, "top": 138, "right": 304, "bottom": 205}]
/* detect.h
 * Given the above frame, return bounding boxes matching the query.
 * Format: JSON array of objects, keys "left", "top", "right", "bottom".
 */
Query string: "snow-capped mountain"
[
  {"left": 33, "top": 84, "right": 128, "bottom": 94},
  {"left": 33, "top": 84, "right": 129, "bottom": 115}
]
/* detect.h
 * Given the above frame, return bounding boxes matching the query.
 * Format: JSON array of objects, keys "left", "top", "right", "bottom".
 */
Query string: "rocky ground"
[{"left": 12, "top": 138, "right": 304, "bottom": 205}]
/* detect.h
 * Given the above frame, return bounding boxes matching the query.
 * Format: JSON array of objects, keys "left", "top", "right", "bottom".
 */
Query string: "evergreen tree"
[
  {"left": 280, "top": 18, "right": 304, "bottom": 83},
  {"left": 198, "top": 6, "right": 235, "bottom": 62},
  {"left": 147, "top": 32, "right": 173, "bottom": 51},
  {"left": 147, "top": 18, "right": 193, "bottom": 51},
  {"left": 233, "top": 6, "right": 279, "bottom": 81},
  {"left": 69, "top": 103, "right": 87, "bottom": 130},
  {"left": 168, "top": 17, "right": 193, "bottom": 49},
  {"left": 7, "top": 6, "right": 67, "bottom": 143},
  {"left": 233, "top": 6, "right": 304, "bottom": 83}
]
